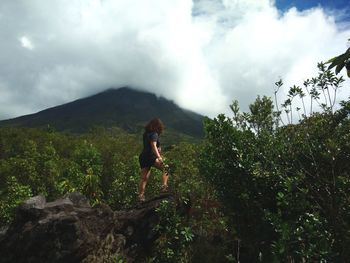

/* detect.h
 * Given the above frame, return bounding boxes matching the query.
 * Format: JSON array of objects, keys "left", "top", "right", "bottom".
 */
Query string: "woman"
[{"left": 138, "top": 118, "right": 168, "bottom": 202}]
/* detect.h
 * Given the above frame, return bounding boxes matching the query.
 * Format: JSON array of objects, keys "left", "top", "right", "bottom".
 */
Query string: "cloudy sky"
[{"left": 1, "top": 0, "right": 350, "bottom": 120}]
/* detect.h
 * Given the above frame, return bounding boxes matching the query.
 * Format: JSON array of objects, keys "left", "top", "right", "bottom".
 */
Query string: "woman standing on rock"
[{"left": 138, "top": 118, "right": 169, "bottom": 202}]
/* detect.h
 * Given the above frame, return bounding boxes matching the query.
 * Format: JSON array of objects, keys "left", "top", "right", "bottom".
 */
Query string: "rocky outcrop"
[{"left": 0, "top": 192, "right": 176, "bottom": 263}]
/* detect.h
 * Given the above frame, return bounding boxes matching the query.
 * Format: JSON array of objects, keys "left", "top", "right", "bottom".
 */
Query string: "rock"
[
  {"left": 0, "top": 226, "right": 8, "bottom": 241},
  {"left": 0, "top": 192, "right": 178, "bottom": 263},
  {"left": 20, "top": 195, "right": 46, "bottom": 209}
]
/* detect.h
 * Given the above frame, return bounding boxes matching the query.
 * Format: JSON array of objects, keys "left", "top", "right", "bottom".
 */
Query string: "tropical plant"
[
  {"left": 199, "top": 64, "right": 350, "bottom": 261},
  {"left": 327, "top": 39, "right": 350, "bottom": 77}
]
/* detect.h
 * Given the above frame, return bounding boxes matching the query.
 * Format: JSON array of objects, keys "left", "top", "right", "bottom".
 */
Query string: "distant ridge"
[{"left": 0, "top": 87, "right": 204, "bottom": 138}]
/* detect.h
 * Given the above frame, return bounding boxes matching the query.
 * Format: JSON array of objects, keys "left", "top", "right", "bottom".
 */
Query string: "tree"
[
  {"left": 199, "top": 64, "right": 350, "bottom": 261},
  {"left": 327, "top": 39, "right": 350, "bottom": 77}
]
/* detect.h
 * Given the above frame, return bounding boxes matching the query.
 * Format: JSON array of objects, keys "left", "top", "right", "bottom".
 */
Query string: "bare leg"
[
  {"left": 153, "top": 159, "right": 169, "bottom": 187},
  {"left": 138, "top": 167, "right": 151, "bottom": 199}
]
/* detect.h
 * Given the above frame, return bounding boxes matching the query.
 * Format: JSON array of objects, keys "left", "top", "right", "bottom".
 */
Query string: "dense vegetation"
[
  {"left": 1, "top": 63, "right": 349, "bottom": 262},
  {"left": 0, "top": 126, "right": 225, "bottom": 262},
  {"left": 200, "top": 63, "right": 350, "bottom": 262}
]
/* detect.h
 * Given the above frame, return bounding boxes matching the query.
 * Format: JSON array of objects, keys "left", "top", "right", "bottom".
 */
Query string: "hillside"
[{"left": 0, "top": 88, "right": 204, "bottom": 140}]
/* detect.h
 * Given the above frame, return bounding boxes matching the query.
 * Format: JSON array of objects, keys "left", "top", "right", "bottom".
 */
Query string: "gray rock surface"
[{"left": 0, "top": 192, "right": 175, "bottom": 263}]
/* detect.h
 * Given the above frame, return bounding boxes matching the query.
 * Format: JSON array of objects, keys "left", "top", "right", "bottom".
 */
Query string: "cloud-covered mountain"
[
  {"left": 0, "top": 87, "right": 204, "bottom": 138},
  {"left": 1, "top": 0, "right": 349, "bottom": 120}
]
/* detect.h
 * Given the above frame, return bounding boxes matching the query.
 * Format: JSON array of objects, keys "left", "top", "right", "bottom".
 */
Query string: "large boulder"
[{"left": 0, "top": 192, "right": 176, "bottom": 263}]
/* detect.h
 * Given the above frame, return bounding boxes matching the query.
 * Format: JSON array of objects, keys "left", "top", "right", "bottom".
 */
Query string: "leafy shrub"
[
  {"left": 0, "top": 176, "right": 32, "bottom": 224},
  {"left": 199, "top": 64, "right": 350, "bottom": 261},
  {"left": 148, "top": 199, "right": 194, "bottom": 263}
]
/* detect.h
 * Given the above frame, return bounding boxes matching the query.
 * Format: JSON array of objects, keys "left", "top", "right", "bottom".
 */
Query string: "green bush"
[
  {"left": 0, "top": 176, "right": 32, "bottom": 224},
  {"left": 199, "top": 64, "right": 350, "bottom": 261},
  {"left": 148, "top": 199, "right": 194, "bottom": 263}
]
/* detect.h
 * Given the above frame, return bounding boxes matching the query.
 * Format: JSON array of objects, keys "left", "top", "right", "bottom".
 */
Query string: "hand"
[{"left": 157, "top": 157, "right": 163, "bottom": 163}]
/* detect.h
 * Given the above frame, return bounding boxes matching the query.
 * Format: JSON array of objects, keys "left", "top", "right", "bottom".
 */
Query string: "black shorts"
[{"left": 139, "top": 152, "right": 157, "bottom": 169}]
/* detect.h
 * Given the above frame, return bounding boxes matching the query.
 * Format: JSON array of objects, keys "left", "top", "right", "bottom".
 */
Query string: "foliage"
[
  {"left": 148, "top": 199, "right": 194, "bottom": 263},
  {"left": 163, "top": 143, "right": 229, "bottom": 262},
  {"left": 106, "top": 156, "right": 140, "bottom": 210},
  {"left": 327, "top": 39, "right": 350, "bottom": 77},
  {"left": 0, "top": 176, "right": 32, "bottom": 224},
  {"left": 0, "top": 125, "right": 225, "bottom": 261},
  {"left": 276, "top": 63, "right": 345, "bottom": 125},
  {"left": 199, "top": 64, "right": 350, "bottom": 262}
]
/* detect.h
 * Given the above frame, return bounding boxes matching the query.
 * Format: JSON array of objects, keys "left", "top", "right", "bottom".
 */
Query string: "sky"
[
  {"left": 1, "top": 0, "right": 350, "bottom": 120},
  {"left": 276, "top": 0, "right": 350, "bottom": 12}
]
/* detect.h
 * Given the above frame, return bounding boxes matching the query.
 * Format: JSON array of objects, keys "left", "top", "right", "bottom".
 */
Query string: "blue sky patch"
[{"left": 275, "top": 0, "right": 350, "bottom": 12}]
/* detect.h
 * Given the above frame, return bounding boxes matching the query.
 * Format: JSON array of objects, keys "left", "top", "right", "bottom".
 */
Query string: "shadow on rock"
[{"left": 0, "top": 192, "right": 182, "bottom": 263}]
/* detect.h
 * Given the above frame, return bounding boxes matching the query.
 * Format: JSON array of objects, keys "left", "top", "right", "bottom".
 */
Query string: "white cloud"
[
  {"left": 196, "top": 3, "right": 350, "bottom": 113},
  {"left": 0, "top": 0, "right": 349, "bottom": 120},
  {"left": 19, "top": 36, "right": 34, "bottom": 50}
]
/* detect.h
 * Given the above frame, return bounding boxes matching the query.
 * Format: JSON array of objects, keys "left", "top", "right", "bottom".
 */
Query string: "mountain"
[{"left": 0, "top": 87, "right": 204, "bottom": 139}]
